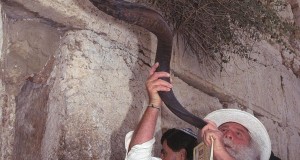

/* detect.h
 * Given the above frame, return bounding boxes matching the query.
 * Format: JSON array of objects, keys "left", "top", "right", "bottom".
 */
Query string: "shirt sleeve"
[{"left": 124, "top": 131, "right": 160, "bottom": 160}]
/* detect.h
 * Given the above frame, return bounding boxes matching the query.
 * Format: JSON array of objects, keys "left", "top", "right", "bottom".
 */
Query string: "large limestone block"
[
  {"left": 42, "top": 30, "right": 156, "bottom": 159},
  {"left": 8, "top": 0, "right": 156, "bottom": 55},
  {"left": 259, "top": 117, "right": 288, "bottom": 159},
  {"left": 263, "top": 113, "right": 300, "bottom": 159},
  {"left": 1, "top": 2, "right": 61, "bottom": 94},
  {"left": 173, "top": 39, "right": 298, "bottom": 120},
  {"left": 281, "top": 70, "right": 300, "bottom": 130},
  {"left": 0, "top": 2, "right": 61, "bottom": 159},
  {"left": 172, "top": 37, "right": 300, "bottom": 159},
  {"left": 14, "top": 80, "right": 52, "bottom": 160}
]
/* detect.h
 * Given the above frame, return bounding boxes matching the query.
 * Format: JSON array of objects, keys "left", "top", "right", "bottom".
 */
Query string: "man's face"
[
  {"left": 160, "top": 140, "right": 185, "bottom": 160},
  {"left": 218, "top": 122, "right": 258, "bottom": 159},
  {"left": 218, "top": 122, "right": 251, "bottom": 146}
]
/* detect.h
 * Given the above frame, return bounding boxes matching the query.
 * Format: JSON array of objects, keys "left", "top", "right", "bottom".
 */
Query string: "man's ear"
[{"left": 178, "top": 148, "right": 187, "bottom": 160}]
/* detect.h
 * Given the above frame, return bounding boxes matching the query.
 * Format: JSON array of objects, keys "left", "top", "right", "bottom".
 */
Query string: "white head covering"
[{"left": 204, "top": 109, "right": 271, "bottom": 160}]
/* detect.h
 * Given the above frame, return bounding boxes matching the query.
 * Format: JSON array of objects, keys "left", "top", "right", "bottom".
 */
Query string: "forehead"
[{"left": 218, "top": 122, "right": 249, "bottom": 133}]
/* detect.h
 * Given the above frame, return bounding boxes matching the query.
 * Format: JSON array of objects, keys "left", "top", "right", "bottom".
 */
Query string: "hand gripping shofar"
[{"left": 90, "top": 0, "right": 207, "bottom": 128}]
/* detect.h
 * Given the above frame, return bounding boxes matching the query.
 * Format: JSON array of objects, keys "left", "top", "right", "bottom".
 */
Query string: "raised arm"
[{"left": 128, "top": 62, "right": 172, "bottom": 151}]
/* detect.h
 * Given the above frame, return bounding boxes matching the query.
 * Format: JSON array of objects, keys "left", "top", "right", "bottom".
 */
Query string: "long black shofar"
[{"left": 89, "top": 0, "right": 207, "bottom": 128}]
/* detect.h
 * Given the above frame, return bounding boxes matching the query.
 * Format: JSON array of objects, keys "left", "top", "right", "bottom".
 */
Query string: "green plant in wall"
[{"left": 138, "top": 0, "right": 298, "bottom": 70}]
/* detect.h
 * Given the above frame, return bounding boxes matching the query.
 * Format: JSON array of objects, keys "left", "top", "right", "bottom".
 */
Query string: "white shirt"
[{"left": 125, "top": 131, "right": 161, "bottom": 160}]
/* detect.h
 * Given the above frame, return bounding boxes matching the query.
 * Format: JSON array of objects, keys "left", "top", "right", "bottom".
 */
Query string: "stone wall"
[{"left": 0, "top": 0, "right": 299, "bottom": 160}]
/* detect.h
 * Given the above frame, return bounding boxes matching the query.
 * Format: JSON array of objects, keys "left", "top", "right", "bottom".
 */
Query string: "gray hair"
[{"left": 223, "top": 138, "right": 260, "bottom": 160}]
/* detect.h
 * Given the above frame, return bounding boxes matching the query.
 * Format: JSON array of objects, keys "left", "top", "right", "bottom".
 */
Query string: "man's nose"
[{"left": 223, "top": 130, "right": 233, "bottom": 140}]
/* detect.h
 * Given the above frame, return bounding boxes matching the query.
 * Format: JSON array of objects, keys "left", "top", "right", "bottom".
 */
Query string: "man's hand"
[
  {"left": 146, "top": 62, "right": 172, "bottom": 108},
  {"left": 200, "top": 120, "right": 235, "bottom": 160},
  {"left": 200, "top": 120, "right": 224, "bottom": 149}
]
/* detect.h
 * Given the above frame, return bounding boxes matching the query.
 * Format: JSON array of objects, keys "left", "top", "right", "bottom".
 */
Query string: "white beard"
[{"left": 223, "top": 138, "right": 259, "bottom": 160}]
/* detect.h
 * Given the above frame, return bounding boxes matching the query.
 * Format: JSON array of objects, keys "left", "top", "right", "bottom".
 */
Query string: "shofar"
[{"left": 90, "top": 0, "right": 207, "bottom": 128}]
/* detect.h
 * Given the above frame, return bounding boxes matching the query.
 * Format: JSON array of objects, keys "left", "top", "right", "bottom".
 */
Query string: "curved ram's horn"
[{"left": 90, "top": 0, "right": 207, "bottom": 128}]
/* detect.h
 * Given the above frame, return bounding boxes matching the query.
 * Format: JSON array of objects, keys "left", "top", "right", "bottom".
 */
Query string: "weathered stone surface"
[
  {"left": 289, "top": 0, "right": 300, "bottom": 25},
  {"left": 13, "top": 55, "right": 55, "bottom": 159},
  {"left": 0, "top": 0, "right": 300, "bottom": 160},
  {"left": 1, "top": 1, "right": 61, "bottom": 95},
  {"left": 41, "top": 30, "right": 155, "bottom": 159},
  {"left": 0, "top": 2, "right": 61, "bottom": 159},
  {"left": 14, "top": 81, "right": 51, "bottom": 160},
  {"left": 277, "top": 2, "right": 294, "bottom": 23},
  {"left": 9, "top": 0, "right": 156, "bottom": 56},
  {"left": 172, "top": 33, "right": 300, "bottom": 159}
]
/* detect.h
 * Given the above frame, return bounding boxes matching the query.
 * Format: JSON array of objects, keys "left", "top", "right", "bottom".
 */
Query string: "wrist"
[
  {"left": 147, "top": 104, "right": 160, "bottom": 111},
  {"left": 148, "top": 97, "right": 162, "bottom": 108}
]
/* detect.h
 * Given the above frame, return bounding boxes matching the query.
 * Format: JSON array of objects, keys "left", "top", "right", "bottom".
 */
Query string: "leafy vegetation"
[{"left": 138, "top": 0, "right": 298, "bottom": 68}]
